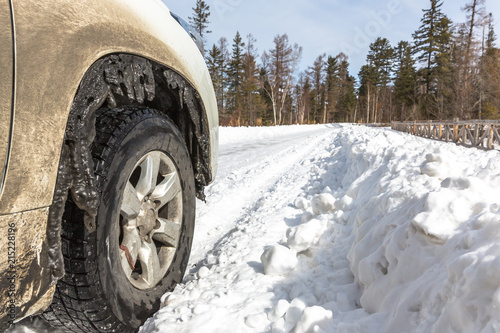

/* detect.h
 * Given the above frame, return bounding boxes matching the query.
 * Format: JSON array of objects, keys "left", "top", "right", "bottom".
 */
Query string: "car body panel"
[
  {"left": 0, "top": 0, "right": 219, "bottom": 326},
  {"left": 0, "top": 0, "right": 219, "bottom": 215},
  {"left": 0, "top": 0, "right": 13, "bottom": 197},
  {"left": 0, "top": 207, "right": 55, "bottom": 325}
]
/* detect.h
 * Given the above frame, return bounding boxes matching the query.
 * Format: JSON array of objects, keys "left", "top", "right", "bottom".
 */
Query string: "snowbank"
[
  {"left": 138, "top": 124, "right": 500, "bottom": 333},
  {"left": 341, "top": 127, "right": 500, "bottom": 332}
]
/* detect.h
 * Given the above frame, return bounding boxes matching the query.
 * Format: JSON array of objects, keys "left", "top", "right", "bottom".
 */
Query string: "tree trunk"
[{"left": 366, "top": 85, "right": 371, "bottom": 123}]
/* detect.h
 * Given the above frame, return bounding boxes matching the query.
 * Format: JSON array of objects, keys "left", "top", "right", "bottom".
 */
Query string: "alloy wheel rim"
[{"left": 118, "top": 151, "right": 183, "bottom": 290}]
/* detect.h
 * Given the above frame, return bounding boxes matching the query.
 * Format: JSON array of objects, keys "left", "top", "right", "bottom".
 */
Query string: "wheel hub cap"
[{"left": 137, "top": 199, "right": 158, "bottom": 237}]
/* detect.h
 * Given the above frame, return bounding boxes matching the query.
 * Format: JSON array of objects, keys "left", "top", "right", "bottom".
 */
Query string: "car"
[{"left": 0, "top": 0, "right": 218, "bottom": 331}]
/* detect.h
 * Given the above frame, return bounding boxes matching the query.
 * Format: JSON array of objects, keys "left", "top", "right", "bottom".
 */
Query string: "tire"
[{"left": 43, "top": 108, "right": 195, "bottom": 332}]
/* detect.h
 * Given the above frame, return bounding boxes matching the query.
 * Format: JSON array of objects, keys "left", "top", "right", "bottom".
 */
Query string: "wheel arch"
[{"left": 44, "top": 52, "right": 212, "bottom": 285}]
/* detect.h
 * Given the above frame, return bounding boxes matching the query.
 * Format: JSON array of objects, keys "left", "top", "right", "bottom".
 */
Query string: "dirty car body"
[{"left": 0, "top": 0, "right": 218, "bottom": 331}]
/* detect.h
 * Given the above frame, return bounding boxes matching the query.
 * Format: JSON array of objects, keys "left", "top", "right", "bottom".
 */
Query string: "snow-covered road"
[
  {"left": 13, "top": 124, "right": 500, "bottom": 332},
  {"left": 190, "top": 125, "right": 335, "bottom": 265},
  {"left": 142, "top": 124, "right": 344, "bottom": 333},
  {"left": 140, "top": 124, "right": 500, "bottom": 333}
]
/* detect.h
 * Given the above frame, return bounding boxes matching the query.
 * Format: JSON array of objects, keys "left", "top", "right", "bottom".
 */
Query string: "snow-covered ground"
[
  {"left": 139, "top": 124, "right": 500, "bottom": 333},
  {"left": 13, "top": 124, "right": 500, "bottom": 332}
]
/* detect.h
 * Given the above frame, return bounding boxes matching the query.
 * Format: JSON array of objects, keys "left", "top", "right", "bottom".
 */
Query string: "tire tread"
[{"left": 43, "top": 108, "right": 169, "bottom": 332}]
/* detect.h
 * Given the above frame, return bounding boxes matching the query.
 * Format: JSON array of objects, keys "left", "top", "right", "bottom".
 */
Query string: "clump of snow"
[
  {"left": 196, "top": 266, "right": 211, "bottom": 279},
  {"left": 268, "top": 299, "right": 290, "bottom": 322},
  {"left": 286, "top": 219, "right": 327, "bottom": 253},
  {"left": 334, "top": 195, "right": 353, "bottom": 211},
  {"left": 294, "top": 197, "right": 309, "bottom": 211},
  {"left": 300, "top": 211, "right": 315, "bottom": 224},
  {"left": 292, "top": 306, "right": 334, "bottom": 333},
  {"left": 285, "top": 298, "right": 307, "bottom": 326},
  {"left": 245, "top": 313, "right": 268, "bottom": 329},
  {"left": 310, "top": 193, "right": 335, "bottom": 215},
  {"left": 261, "top": 244, "right": 298, "bottom": 276}
]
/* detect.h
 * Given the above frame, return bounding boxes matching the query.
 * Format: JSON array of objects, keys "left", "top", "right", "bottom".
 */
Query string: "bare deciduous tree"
[{"left": 262, "top": 34, "right": 302, "bottom": 125}]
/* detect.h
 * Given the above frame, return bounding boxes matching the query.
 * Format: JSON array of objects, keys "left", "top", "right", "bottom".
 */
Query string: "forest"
[{"left": 189, "top": 0, "right": 500, "bottom": 126}]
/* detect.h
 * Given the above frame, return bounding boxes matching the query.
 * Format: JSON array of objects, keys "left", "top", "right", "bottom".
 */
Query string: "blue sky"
[{"left": 164, "top": 0, "right": 500, "bottom": 78}]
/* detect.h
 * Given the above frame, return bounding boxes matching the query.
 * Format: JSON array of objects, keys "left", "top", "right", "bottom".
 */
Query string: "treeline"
[
  {"left": 191, "top": 0, "right": 500, "bottom": 125},
  {"left": 359, "top": 0, "right": 500, "bottom": 123},
  {"left": 206, "top": 34, "right": 357, "bottom": 126}
]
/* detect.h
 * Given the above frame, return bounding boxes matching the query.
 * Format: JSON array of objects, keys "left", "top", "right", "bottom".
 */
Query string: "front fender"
[{"left": 0, "top": 0, "right": 218, "bottom": 215}]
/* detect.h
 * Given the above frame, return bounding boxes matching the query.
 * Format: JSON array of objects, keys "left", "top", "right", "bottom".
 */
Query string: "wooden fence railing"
[{"left": 391, "top": 120, "right": 500, "bottom": 150}]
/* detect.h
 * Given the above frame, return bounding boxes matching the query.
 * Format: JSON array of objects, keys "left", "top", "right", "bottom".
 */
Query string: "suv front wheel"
[{"left": 44, "top": 108, "right": 195, "bottom": 332}]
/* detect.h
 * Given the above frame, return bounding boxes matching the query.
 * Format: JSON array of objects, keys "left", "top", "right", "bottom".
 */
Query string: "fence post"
[{"left": 453, "top": 118, "right": 459, "bottom": 142}]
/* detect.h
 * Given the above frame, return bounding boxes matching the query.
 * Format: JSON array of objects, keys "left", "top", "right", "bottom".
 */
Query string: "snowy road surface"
[
  {"left": 139, "top": 124, "right": 500, "bottom": 333},
  {"left": 12, "top": 124, "right": 500, "bottom": 332}
]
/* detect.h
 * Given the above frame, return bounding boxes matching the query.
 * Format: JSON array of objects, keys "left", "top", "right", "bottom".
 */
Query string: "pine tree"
[
  {"left": 367, "top": 37, "right": 394, "bottom": 87},
  {"left": 360, "top": 37, "right": 394, "bottom": 122},
  {"left": 189, "top": 0, "right": 211, "bottom": 42},
  {"left": 207, "top": 38, "right": 229, "bottom": 124},
  {"left": 308, "top": 54, "right": 326, "bottom": 124},
  {"left": 295, "top": 73, "right": 311, "bottom": 124},
  {"left": 412, "top": 0, "right": 452, "bottom": 94},
  {"left": 241, "top": 34, "right": 265, "bottom": 125},
  {"left": 337, "top": 54, "right": 357, "bottom": 122},
  {"left": 358, "top": 64, "right": 377, "bottom": 123},
  {"left": 227, "top": 32, "right": 245, "bottom": 125},
  {"left": 324, "top": 55, "right": 339, "bottom": 123},
  {"left": 394, "top": 41, "right": 417, "bottom": 120},
  {"left": 486, "top": 13, "right": 497, "bottom": 50},
  {"left": 207, "top": 44, "right": 226, "bottom": 118}
]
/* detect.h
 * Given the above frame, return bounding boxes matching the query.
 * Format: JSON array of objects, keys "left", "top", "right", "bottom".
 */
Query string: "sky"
[{"left": 164, "top": 0, "right": 500, "bottom": 79}]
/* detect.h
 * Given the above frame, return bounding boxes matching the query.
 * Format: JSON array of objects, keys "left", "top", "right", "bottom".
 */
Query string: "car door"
[{"left": 0, "top": 0, "right": 13, "bottom": 196}]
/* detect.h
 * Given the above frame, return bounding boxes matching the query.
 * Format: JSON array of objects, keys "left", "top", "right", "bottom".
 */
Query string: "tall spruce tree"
[
  {"left": 308, "top": 54, "right": 326, "bottom": 123},
  {"left": 362, "top": 37, "right": 394, "bottom": 122},
  {"left": 241, "top": 34, "right": 265, "bottom": 125},
  {"left": 295, "top": 73, "right": 311, "bottom": 124},
  {"left": 394, "top": 41, "right": 417, "bottom": 120},
  {"left": 337, "top": 55, "right": 357, "bottom": 122},
  {"left": 486, "top": 13, "right": 497, "bottom": 50},
  {"left": 227, "top": 32, "right": 245, "bottom": 124},
  {"left": 189, "top": 0, "right": 211, "bottom": 42},
  {"left": 207, "top": 43, "right": 227, "bottom": 117},
  {"left": 324, "top": 55, "right": 339, "bottom": 123},
  {"left": 208, "top": 38, "right": 230, "bottom": 123},
  {"left": 358, "top": 64, "right": 376, "bottom": 123},
  {"left": 412, "top": 0, "right": 452, "bottom": 94},
  {"left": 368, "top": 37, "right": 394, "bottom": 87}
]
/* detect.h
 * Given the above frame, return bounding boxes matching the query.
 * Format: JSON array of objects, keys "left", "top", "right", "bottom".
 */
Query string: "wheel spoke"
[
  {"left": 153, "top": 217, "right": 181, "bottom": 247},
  {"left": 138, "top": 240, "right": 162, "bottom": 288},
  {"left": 150, "top": 172, "right": 181, "bottom": 209},
  {"left": 136, "top": 152, "right": 161, "bottom": 200},
  {"left": 121, "top": 182, "right": 141, "bottom": 220},
  {"left": 119, "top": 222, "right": 141, "bottom": 277}
]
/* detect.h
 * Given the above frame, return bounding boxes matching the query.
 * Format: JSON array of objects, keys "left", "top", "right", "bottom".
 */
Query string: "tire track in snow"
[
  {"left": 189, "top": 125, "right": 337, "bottom": 265},
  {"left": 139, "top": 125, "right": 345, "bottom": 333}
]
